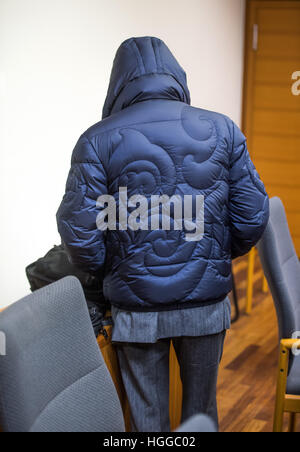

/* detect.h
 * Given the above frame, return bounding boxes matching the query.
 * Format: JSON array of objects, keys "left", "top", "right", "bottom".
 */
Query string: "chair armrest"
[{"left": 280, "top": 339, "right": 300, "bottom": 350}]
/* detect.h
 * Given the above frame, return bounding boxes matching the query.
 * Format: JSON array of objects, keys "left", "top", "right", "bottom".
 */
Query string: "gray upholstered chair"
[
  {"left": 176, "top": 414, "right": 216, "bottom": 432},
  {"left": 0, "top": 276, "right": 216, "bottom": 433},
  {"left": 0, "top": 276, "right": 125, "bottom": 432},
  {"left": 257, "top": 197, "right": 300, "bottom": 432}
]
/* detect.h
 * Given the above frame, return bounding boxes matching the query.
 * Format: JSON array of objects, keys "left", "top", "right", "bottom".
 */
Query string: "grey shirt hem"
[{"left": 111, "top": 297, "right": 231, "bottom": 344}]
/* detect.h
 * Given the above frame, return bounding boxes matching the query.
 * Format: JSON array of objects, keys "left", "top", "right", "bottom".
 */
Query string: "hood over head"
[{"left": 102, "top": 37, "right": 191, "bottom": 119}]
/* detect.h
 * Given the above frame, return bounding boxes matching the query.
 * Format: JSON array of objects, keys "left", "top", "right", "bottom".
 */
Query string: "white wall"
[{"left": 0, "top": 0, "right": 245, "bottom": 307}]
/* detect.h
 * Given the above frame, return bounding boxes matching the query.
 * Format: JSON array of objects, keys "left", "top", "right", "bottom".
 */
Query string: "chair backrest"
[
  {"left": 175, "top": 414, "right": 217, "bottom": 433},
  {"left": 0, "top": 276, "right": 125, "bottom": 432},
  {"left": 257, "top": 197, "right": 300, "bottom": 343}
]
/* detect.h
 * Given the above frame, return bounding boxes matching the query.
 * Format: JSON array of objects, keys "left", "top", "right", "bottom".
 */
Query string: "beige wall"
[{"left": 0, "top": 0, "right": 245, "bottom": 306}]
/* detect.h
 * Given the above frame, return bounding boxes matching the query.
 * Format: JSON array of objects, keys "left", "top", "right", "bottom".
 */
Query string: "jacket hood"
[{"left": 102, "top": 37, "right": 191, "bottom": 119}]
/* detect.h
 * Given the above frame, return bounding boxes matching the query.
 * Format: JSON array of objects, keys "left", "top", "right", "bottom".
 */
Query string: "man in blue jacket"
[{"left": 57, "top": 37, "right": 269, "bottom": 432}]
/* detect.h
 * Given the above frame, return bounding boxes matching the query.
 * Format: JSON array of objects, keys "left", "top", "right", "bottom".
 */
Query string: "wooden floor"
[{"left": 218, "top": 254, "right": 299, "bottom": 433}]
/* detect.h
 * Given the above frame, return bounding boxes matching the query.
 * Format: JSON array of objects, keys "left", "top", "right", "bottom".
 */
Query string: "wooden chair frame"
[
  {"left": 246, "top": 247, "right": 268, "bottom": 315},
  {"left": 274, "top": 339, "right": 300, "bottom": 433}
]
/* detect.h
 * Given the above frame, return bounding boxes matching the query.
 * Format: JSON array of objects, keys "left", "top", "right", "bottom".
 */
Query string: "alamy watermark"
[
  {"left": 291, "top": 71, "right": 300, "bottom": 96},
  {"left": 0, "top": 331, "right": 6, "bottom": 356},
  {"left": 96, "top": 187, "right": 205, "bottom": 242}
]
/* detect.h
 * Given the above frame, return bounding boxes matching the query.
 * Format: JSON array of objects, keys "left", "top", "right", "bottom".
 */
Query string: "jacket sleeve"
[
  {"left": 56, "top": 134, "right": 107, "bottom": 273},
  {"left": 229, "top": 121, "right": 269, "bottom": 259}
]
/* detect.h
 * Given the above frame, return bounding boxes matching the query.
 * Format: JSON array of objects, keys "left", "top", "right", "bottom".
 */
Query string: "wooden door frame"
[{"left": 242, "top": 0, "right": 300, "bottom": 155}]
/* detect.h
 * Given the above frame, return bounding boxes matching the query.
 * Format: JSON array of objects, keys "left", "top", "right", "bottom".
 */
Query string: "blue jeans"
[{"left": 116, "top": 331, "right": 226, "bottom": 432}]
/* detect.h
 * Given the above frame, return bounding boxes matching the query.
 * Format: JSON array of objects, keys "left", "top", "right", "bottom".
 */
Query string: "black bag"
[{"left": 25, "top": 245, "right": 111, "bottom": 337}]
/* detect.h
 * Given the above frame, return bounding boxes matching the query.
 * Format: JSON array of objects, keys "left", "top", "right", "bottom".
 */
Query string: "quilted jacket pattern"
[{"left": 57, "top": 37, "right": 269, "bottom": 312}]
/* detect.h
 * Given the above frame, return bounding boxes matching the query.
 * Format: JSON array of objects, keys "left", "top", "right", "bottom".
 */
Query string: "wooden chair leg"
[
  {"left": 288, "top": 413, "right": 297, "bottom": 433},
  {"left": 246, "top": 248, "right": 256, "bottom": 315},
  {"left": 273, "top": 343, "right": 289, "bottom": 432},
  {"left": 262, "top": 276, "right": 268, "bottom": 293}
]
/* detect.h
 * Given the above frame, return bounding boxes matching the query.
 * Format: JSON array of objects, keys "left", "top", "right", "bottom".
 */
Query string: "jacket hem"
[{"left": 110, "top": 295, "right": 228, "bottom": 313}]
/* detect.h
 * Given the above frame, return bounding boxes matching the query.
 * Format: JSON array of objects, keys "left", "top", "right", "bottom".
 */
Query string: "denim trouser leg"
[
  {"left": 116, "top": 339, "right": 171, "bottom": 432},
  {"left": 116, "top": 331, "right": 225, "bottom": 432},
  {"left": 172, "top": 331, "right": 226, "bottom": 429}
]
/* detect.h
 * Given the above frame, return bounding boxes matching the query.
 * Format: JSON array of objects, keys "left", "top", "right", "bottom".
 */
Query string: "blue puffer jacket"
[{"left": 57, "top": 37, "right": 269, "bottom": 312}]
